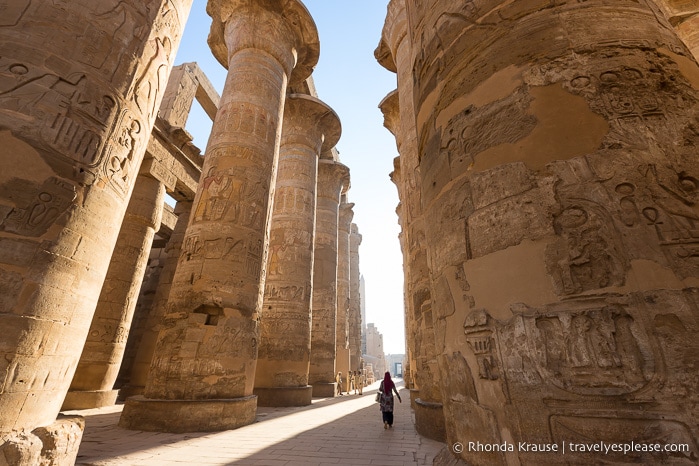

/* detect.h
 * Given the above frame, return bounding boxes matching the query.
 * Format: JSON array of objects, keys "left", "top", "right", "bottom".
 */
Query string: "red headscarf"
[{"left": 382, "top": 372, "right": 395, "bottom": 393}]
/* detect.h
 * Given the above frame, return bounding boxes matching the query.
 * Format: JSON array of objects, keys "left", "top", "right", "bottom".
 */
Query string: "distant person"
[
  {"left": 354, "top": 371, "right": 362, "bottom": 395},
  {"left": 349, "top": 371, "right": 355, "bottom": 394},
  {"left": 358, "top": 371, "right": 364, "bottom": 395},
  {"left": 336, "top": 372, "right": 343, "bottom": 396},
  {"left": 378, "top": 371, "right": 401, "bottom": 429}
]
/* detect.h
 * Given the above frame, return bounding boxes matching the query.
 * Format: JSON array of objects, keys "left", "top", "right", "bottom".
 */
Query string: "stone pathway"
[{"left": 67, "top": 381, "right": 445, "bottom": 465}]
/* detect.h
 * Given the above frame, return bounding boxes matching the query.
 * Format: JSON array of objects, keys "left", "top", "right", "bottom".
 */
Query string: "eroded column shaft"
[
  {"left": 64, "top": 174, "right": 165, "bottom": 410},
  {"left": 255, "top": 94, "right": 340, "bottom": 407},
  {"left": 404, "top": 0, "right": 699, "bottom": 464},
  {"left": 335, "top": 201, "right": 353, "bottom": 392},
  {"left": 120, "top": 200, "right": 192, "bottom": 398},
  {"left": 309, "top": 160, "right": 349, "bottom": 397},
  {"left": 0, "top": 0, "right": 191, "bottom": 438},
  {"left": 349, "top": 223, "right": 362, "bottom": 371}
]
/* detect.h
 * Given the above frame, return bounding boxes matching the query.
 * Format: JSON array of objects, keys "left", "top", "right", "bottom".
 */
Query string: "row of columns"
[
  {"left": 0, "top": 0, "right": 365, "bottom": 460},
  {"left": 377, "top": 0, "right": 445, "bottom": 442},
  {"left": 107, "top": 0, "right": 361, "bottom": 432}
]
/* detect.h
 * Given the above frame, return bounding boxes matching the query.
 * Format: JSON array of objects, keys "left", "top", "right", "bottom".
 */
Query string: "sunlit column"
[
  {"left": 255, "top": 94, "right": 341, "bottom": 407},
  {"left": 349, "top": 223, "right": 363, "bottom": 371},
  {"left": 0, "top": 0, "right": 192, "bottom": 448},
  {"left": 335, "top": 200, "right": 354, "bottom": 392},
  {"left": 119, "top": 199, "right": 193, "bottom": 398},
  {"left": 63, "top": 174, "right": 165, "bottom": 410},
  {"left": 309, "top": 159, "right": 350, "bottom": 397}
]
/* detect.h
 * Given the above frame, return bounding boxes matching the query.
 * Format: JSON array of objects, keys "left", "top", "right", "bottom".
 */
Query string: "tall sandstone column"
[
  {"left": 120, "top": 200, "right": 193, "bottom": 398},
  {"left": 0, "top": 0, "right": 192, "bottom": 452},
  {"left": 309, "top": 159, "right": 350, "bottom": 396},
  {"left": 63, "top": 173, "right": 166, "bottom": 410},
  {"left": 349, "top": 223, "right": 362, "bottom": 371},
  {"left": 255, "top": 94, "right": 341, "bottom": 407},
  {"left": 119, "top": 0, "right": 319, "bottom": 433},
  {"left": 400, "top": 0, "right": 699, "bottom": 464},
  {"left": 378, "top": 0, "right": 446, "bottom": 441},
  {"left": 335, "top": 200, "right": 354, "bottom": 392}
]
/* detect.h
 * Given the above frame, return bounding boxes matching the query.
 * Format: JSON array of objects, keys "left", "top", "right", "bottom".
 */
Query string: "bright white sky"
[{"left": 173, "top": 1, "right": 406, "bottom": 355}]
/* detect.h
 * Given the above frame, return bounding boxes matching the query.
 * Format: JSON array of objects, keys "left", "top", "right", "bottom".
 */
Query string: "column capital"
[
  {"left": 350, "top": 223, "right": 363, "bottom": 248},
  {"left": 282, "top": 94, "right": 342, "bottom": 155},
  {"left": 339, "top": 202, "right": 355, "bottom": 231},
  {"left": 317, "top": 160, "right": 350, "bottom": 200},
  {"left": 375, "top": 0, "right": 408, "bottom": 72},
  {"left": 207, "top": 0, "right": 319, "bottom": 85},
  {"left": 379, "top": 89, "right": 400, "bottom": 137}
]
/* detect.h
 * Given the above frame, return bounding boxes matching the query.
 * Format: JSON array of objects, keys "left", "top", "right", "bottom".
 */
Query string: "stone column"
[
  {"left": 119, "top": 200, "right": 192, "bottom": 399},
  {"left": 378, "top": 0, "right": 446, "bottom": 441},
  {"left": 349, "top": 223, "right": 362, "bottom": 371},
  {"left": 401, "top": 0, "right": 699, "bottom": 464},
  {"left": 0, "top": 0, "right": 192, "bottom": 452},
  {"left": 309, "top": 159, "right": 350, "bottom": 397},
  {"left": 254, "top": 94, "right": 341, "bottom": 407},
  {"left": 652, "top": 1, "right": 699, "bottom": 61},
  {"left": 335, "top": 200, "right": 354, "bottom": 392},
  {"left": 63, "top": 173, "right": 166, "bottom": 410},
  {"left": 119, "top": 0, "right": 319, "bottom": 433}
]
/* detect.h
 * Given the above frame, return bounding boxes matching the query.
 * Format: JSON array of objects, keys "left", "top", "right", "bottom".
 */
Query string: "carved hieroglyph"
[
  {"left": 0, "top": 0, "right": 192, "bottom": 442},
  {"left": 119, "top": 0, "right": 319, "bottom": 433},
  {"left": 381, "top": 0, "right": 699, "bottom": 464},
  {"left": 255, "top": 94, "right": 341, "bottom": 407},
  {"left": 309, "top": 159, "right": 350, "bottom": 397}
]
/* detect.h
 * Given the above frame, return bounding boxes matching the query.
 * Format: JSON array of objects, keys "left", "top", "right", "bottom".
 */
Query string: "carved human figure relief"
[{"left": 548, "top": 205, "right": 626, "bottom": 295}]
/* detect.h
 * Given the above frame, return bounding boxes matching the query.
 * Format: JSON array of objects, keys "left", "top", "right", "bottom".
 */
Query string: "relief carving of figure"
[
  {"left": 107, "top": 117, "right": 141, "bottom": 191},
  {"left": 550, "top": 205, "right": 625, "bottom": 295},
  {"left": 641, "top": 164, "right": 699, "bottom": 241},
  {"left": 194, "top": 168, "right": 233, "bottom": 222},
  {"left": 132, "top": 36, "right": 172, "bottom": 119},
  {"left": 530, "top": 305, "right": 650, "bottom": 394}
]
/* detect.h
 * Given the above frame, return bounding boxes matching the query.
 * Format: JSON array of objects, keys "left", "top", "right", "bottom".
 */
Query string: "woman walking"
[{"left": 378, "top": 371, "right": 401, "bottom": 428}]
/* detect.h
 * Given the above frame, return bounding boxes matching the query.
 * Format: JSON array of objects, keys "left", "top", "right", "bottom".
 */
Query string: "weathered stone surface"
[
  {"left": 380, "top": 0, "right": 699, "bottom": 463},
  {"left": 255, "top": 93, "right": 341, "bottom": 407},
  {"left": 118, "top": 395, "right": 256, "bottom": 433},
  {"left": 309, "top": 160, "right": 350, "bottom": 397},
  {"left": 335, "top": 201, "right": 354, "bottom": 392},
  {"left": 64, "top": 174, "right": 165, "bottom": 410},
  {"left": 349, "top": 224, "right": 363, "bottom": 371},
  {"left": 32, "top": 415, "right": 84, "bottom": 466},
  {"left": 119, "top": 200, "right": 193, "bottom": 399},
  {"left": 0, "top": 432, "right": 41, "bottom": 466},
  {"left": 378, "top": 0, "right": 446, "bottom": 442},
  {"left": 0, "top": 0, "right": 193, "bottom": 444}
]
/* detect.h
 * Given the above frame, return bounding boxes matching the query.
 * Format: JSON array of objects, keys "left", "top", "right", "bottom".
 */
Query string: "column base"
[
  {"left": 0, "top": 415, "right": 85, "bottom": 466},
  {"left": 311, "top": 382, "right": 336, "bottom": 397},
  {"left": 61, "top": 389, "right": 119, "bottom": 410},
  {"left": 118, "top": 395, "right": 257, "bottom": 433},
  {"left": 414, "top": 398, "right": 447, "bottom": 442},
  {"left": 409, "top": 388, "right": 419, "bottom": 410},
  {"left": 116, "top": 384, "right": 144, "bottom": 402},
  {"left": 254, "top": 386, "right": 312, "bottom": 407}
]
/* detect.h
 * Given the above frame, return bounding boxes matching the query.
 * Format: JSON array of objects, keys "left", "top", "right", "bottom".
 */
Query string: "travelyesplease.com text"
[{"left": 453, "top": 441, "right": 690, "bottom": 456}]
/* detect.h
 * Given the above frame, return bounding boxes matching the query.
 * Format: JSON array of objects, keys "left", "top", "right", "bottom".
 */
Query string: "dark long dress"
[{"left": 379, "top": 381, "right": 398, "bottom": 426}]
